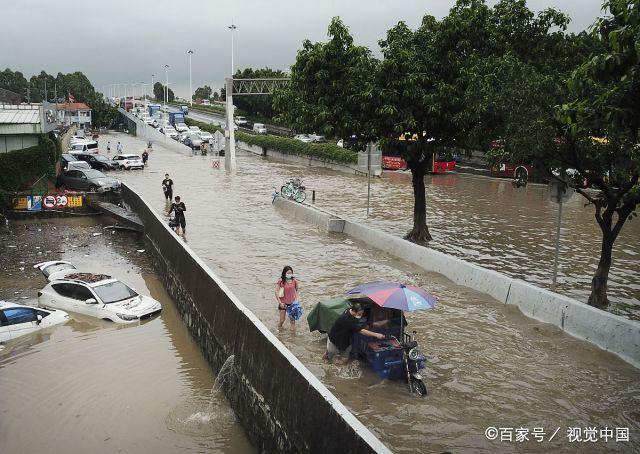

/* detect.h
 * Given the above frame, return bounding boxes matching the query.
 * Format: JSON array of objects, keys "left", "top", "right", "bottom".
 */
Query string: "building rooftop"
[
  {"left": 57, "top": 103, "right": 90, "bottom": 111},
  {"left": 0, "top": 104, "right": 41, "bottom": 124}
]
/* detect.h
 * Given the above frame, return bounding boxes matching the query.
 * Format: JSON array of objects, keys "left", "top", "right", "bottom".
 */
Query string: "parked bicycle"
[{"left": 280, "top": 178, "right": 306, "bottom": 203}]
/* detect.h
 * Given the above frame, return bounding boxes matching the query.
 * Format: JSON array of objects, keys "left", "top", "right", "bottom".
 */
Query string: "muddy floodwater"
[
  {"left": 0, "top": 217, "right": 252, "bottom": 454},
  {"left": 110, "top": 131, "right": 639, "bottom": 453}
]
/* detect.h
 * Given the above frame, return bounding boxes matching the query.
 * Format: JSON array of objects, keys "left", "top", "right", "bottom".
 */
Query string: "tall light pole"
[
  {"left": 228, "top": 21, "right": 237, "bottom": 76},
  {"left": 163, "top": 65, "right": 170, "bottom": 107},
  {"left": 188, "top": 49, "right": 194, "bottom": 106},
  {"left": 151, "top": 74, "right": 155, "bottom": 102}
]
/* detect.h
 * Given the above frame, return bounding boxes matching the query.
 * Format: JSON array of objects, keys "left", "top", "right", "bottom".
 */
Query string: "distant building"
[
  {"left": 0, "top": 103, "right": 57, "bottom": 153},
  {"left": 57, "top": 102, "right": 92, "bottom": 129},
  {"left": 0, "top": 88, "right": 21, "bottom": 104}
]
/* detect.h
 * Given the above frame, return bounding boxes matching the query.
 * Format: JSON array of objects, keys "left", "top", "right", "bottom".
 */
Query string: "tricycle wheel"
[{"left": 410, "top": 377, "right": 427, "bottom": 397}]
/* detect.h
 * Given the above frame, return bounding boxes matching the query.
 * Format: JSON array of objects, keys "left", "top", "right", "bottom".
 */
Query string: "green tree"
[
  {"left": 193, "top": 85, "right": 212, "bottom": 101},
  {"left": 273, "top": 17, "right": 378, "bottom": 144},
  {"left": 0, "top": 68, "right": 28, "bottom": 99},
  {"left": 153, "top": 82, "right": 174, "bottom": 102},
  {"left": 549, "top": 0, "right": 640, "bottom": 309}
]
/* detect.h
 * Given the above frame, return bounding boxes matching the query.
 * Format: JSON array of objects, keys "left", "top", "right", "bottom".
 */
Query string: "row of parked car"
[{"left": 0, "top": 261, "right": 162, "bottom": 343}]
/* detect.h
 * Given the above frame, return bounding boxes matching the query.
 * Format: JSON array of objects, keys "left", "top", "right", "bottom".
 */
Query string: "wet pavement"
[
  {"left": 0, "top": 217, "right": 252, "bottom": 454},
  {"left": 109, "top": 130, "right": 639, "bottom": 453}
]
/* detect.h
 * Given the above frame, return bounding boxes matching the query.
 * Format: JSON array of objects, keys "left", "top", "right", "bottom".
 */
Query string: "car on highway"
[
  {"left": 188, "top": 125, "right": 201, "bottom": 133},
  {"left": 175, "top": 122, "right": 189, "bottom": 133},
  {"left": 61, "top": 168, "right": 121, "bottom": 192},
  {"left": 160, "top": 125, "right": 179, "bottom": 139},
  {"left": 253, "top": 123, "right": 267, "bottom": 134},
  {"left": 294, "top": 134, "right": 313, "bottom": 143},
  {"left": 184, "top": 132, "right": 203, "bottom": 150},
  {"left": 220, "top": 122, "right": 238, "bottom": 131},
  {"left": 144, "top": 116, "right": 155, "bottom": 126},
  {"left": 234, "top": 116, "right": 247, "bottom": 126},
  {"left": 0, "top": 300, "right": 70, "bottom": 343},
  {"left": 34, "top": 261, "right": 162, "bottom": 324},
  {"left": 111, "top": 153, "right": 144, "bottom": 170},
  {"left": 198, "top": 131, "right": 213, "bottom": 143},
  {"left": 71, "top": 152, "right": 119, "bottom": 171}
]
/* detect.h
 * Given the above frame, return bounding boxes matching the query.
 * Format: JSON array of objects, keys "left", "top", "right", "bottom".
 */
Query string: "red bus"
[{"left": 382, "top": 152, "right": 456, "bottom": 173}]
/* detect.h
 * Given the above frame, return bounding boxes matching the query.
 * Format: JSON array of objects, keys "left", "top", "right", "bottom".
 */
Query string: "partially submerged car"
[
  {"left": 112, "top": 153, "right": 144, "bottom": 170},
  {"left": 34, "top": 261, "right": 162, "bottom": 324},
  {"left": 61, "top": 168, "right": 121, "bottom": 193},
  {"left": 0, "top": 300, "right": 70, "bottom": 342}
]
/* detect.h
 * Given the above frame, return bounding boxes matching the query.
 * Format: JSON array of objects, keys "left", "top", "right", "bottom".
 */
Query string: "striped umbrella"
[{"left": 346, "top": 281, "right": 438, "bottom": 311}]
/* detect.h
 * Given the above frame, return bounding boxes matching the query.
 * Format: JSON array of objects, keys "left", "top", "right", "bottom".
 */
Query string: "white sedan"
[
  {"left": 112, "top": 153, "right": 144, "bottom": 170},
  {"left": 35, "top": 261, "right": 162, "bottom": 324},
  {"left": 0, "top": 301, "right": 70, "bottom": 342}
]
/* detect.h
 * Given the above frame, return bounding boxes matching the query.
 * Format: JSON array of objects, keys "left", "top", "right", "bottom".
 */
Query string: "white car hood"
[{"left": 111, "top": 295, "right": 160, "bottom": 315}]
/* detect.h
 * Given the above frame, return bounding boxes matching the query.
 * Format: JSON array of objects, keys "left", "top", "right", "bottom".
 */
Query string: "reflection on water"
[
  {"left": 112, "top": 132, "right": 639, "bottom": 453},
  {"left": 0, "top": 217, "right": 252, "bottom": 454}
]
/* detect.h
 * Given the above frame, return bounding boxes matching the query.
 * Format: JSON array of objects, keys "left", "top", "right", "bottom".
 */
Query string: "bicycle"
[{"left": 280, "top": 178, "right": 306, "bottom": 203}]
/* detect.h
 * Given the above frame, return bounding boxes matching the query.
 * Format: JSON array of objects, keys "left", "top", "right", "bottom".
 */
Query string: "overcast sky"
[{"left": 1, "top": 0, "right": 606, "bottom": 99}]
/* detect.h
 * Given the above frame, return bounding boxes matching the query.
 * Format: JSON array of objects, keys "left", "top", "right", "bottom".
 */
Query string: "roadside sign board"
[
  {"left": 548, "top": 181, "right": 574, "bottom": 203},
  {"left": 43, "top": 195, "right": 56, "bottom": 208}
]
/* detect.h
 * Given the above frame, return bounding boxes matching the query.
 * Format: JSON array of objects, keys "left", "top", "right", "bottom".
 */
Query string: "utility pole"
[
  {"left": 229, "top": 21, "right": 237, "bottom": 76},
  {"left": 163, "top": 65, "right": 170, "bottom": 107},
  {"left": 188, "top": 49, "right": 194, "bottom": 106},
  {"left": 151, "top": 74, "right": 155, "bottom": 101},
  {"left": 44, "top": 79, "right": 47, "bottom": 102},
  {"left": 224, "top": 77, "right": 236, "bottom": 171}
]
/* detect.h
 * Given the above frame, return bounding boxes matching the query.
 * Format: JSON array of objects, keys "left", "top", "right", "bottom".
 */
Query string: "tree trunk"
[
  {"left": 404, "top": 162, "right": 432, "bottom": 243},
  {"left": 588, "top": 229, "right": 614, "bottom": 309}
]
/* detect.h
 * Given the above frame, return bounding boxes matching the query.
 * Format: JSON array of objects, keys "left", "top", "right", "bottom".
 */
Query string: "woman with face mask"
[{"left": 275, "top": 265, "right": 302, "bottom": 331}]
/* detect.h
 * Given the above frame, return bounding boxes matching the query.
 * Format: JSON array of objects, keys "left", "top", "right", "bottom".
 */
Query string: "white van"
[{"left": 68, "top": 140, "right": 99, "bottom": 154}]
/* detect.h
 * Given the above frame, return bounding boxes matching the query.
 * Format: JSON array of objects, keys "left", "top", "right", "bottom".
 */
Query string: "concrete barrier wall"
[
  {"left": 237, "top": 141, "right": 364, "bottom": 175},
  {"left": 121, "top": 184, "right": 390, "bottom": 454},
  {"left": 119, "top": 109, "right": 193, "bottom": 155},
  {"left": 273, "top": 197, "right": 640, "bottom": 369}
]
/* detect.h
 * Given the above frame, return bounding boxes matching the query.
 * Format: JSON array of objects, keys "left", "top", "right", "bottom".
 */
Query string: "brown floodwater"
[
  {"left": 110, "top": 131, "right": 639, "bottom": 453},
  {"left": 0, "top": 217, "right": 252, "bottom": 454}
]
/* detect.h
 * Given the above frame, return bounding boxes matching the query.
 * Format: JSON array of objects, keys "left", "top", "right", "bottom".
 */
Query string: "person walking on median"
[
  {"left": 323, "top": 302, "right": 386, "bottom": 365},
  {"left": 116, "top": 141, "right": 123, "bottom": 153},
  {"left": 168, "top": 196, "right": 187, "bottom": 234},
  {"left": 274, "top": 266, "right": 303, "bottom": 331},
  {"left": 162, "top": 174, "right": 174, "bottom": 201}
]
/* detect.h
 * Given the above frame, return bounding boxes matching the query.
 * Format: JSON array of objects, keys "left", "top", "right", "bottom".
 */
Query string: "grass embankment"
[{"left": 185, "top": 118, "right": 357, "bottom": 165}]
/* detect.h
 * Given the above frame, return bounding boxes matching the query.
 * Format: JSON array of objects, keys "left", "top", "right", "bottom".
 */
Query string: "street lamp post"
[
  {"left": 228, "top": 22, "right": 237, "bottom": 76},
  {"left": 188, "top": 49, "right": 194, "bottom": 106},
  {"left": 163, "top": 65, "right": 170, "bottom": 107},
  {"left": 151, "top": 74, "right": 155, "bottom": 101}
]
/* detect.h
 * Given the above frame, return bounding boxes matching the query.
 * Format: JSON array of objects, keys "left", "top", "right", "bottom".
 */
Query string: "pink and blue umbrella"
[{"left": 346, "top": 281, "right": 438, "bottom": 311}]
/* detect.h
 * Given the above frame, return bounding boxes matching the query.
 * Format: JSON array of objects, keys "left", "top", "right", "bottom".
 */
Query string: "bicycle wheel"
[
  {"left": 294, "top": 189, "right": 306, "bottom": 203},
  {"left": 281, "top": 185, "right": 293, "bottom": 199}
]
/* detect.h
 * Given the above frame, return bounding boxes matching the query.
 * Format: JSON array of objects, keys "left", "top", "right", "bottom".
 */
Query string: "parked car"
[
  {"left": 234, "top": 116, "right": 247, "bottom": 126},
  {"left": 253, "top": 123, "right": 267, "bottom": 134},
  {"left": 0, "top": 301, "right": 70, "bottom": 343},
  {"left": 61, "top": 169, "right": 121, "bottom": 192},
  {"left": 184, "top": 132, "right": 203, "bottom": 150},
  {"left": 199, "top": 131, "right": 213, "bottom": 143},
  {"left": 68, "top": 140, "right": 99, "bottom": 154},
  {"left": 161, "top": 126, "right": 179, "bottom": 139},
  {"left": 310, "top": 134, "right": 326, "bottom": 143},
  {"left": 60, "top": 153, "right": 90, "bottom": 170},
  {"left": 174, "top": 122, "right": 189, "bottom": 133},
  {"left": 72, "top": 153, "right": 118, "bottom": 171},
  {"left": 188, "top": 125, "right": 201, "bottom": 133},
  {"left": 34, "top": 261, "right": 162, "bottom": 323},
  {"left": 111, "top": 153, "right": 144, "bottom": 170},
  {"left": 220, "top": 122, "right": 238, "bottom": 131},
  {"left": 294, "top": 134, "right": 313, "bottom": 143}
]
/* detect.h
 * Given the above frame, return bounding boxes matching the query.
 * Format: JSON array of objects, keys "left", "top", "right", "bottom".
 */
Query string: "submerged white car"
[
  {"left": 34, "top": 261, "right": 162, "bottom": 324},
  {"left": 0, "top": 300, "right": 70, "bottom": 342}
]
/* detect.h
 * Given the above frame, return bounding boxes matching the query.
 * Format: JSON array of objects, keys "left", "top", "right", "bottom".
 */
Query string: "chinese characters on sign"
[{"left": 485, "top": 426, "right": 629, "bottom": 443}]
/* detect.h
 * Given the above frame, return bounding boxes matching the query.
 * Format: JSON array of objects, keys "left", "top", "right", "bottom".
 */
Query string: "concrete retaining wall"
[
  {"left": 273, "top": 197, "right": 640, "bottom": 369},
  {"left": 121, "top": 183, "right": 390, "bottom": 454},
  {"left": 119, "top": 108, "right": 193, "bottom": 155},
  {"left": 237, "top": 141, "right": 365, "bottom": 175}
]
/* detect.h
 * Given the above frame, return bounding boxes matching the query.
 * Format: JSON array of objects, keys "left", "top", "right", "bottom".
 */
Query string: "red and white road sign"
[{"left": 43, "top": 195, "right": 56, "bottom": 208}]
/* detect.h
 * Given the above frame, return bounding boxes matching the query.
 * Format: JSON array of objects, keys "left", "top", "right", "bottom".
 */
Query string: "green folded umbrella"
[{"left": 307, "top": 297, "right": 372, "bottom": 333}]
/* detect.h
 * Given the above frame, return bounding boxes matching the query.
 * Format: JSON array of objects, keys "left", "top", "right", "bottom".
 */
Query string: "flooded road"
[
  {"left": 113, "top": 131, "right": 639, "bottom": 453},
  {"left": 0, "top": 217, "right": 252, "bottom": 454}
]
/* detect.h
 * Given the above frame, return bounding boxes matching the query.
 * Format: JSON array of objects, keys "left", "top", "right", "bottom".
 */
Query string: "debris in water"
[
  {"left": 20, "top": 296, "right": 28, "bottom": 299},
  {"left": 14, "top": 291, "right": 19, "bottom": 294},
  {"left": 19, "top": 261, "right": 25, "bottom": 264},
  {"left": 19, "top": 267, "right": 25, "bottom": 271},
  {"left": 7, "top": 245, "right": 17, "bottom": 248},
  {"left": 92, "top": 232, "right": 103, "bottom": 237},
  {"left": 137, "top": 249, "right": 145, "bottom": 253}
]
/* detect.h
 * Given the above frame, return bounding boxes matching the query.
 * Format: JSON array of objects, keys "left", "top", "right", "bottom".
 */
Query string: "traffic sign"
[
  {"left": 43, "top": 195, "right": 56, "bottom": 209},
  {"left": 548, "top": 181, "right": 573, "bottom": 204}
]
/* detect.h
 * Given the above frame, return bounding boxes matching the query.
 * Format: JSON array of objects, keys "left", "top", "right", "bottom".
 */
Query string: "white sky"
[{"left": 1, "top": 0, "right": 605, "bottom": 99}]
